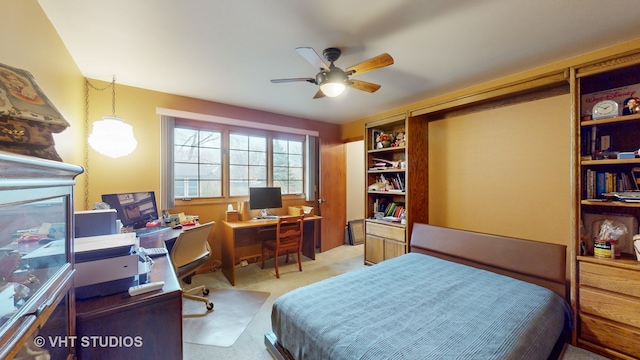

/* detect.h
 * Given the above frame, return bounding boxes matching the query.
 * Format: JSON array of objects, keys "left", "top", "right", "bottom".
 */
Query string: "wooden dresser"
[{"left": 577, "top": 258, "right": 640, "bottom": 359}]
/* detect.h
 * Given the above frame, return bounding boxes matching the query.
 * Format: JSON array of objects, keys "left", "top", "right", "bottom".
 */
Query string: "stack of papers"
[{"left": 603, "top": 191, "right": 640, "bottom": 202}]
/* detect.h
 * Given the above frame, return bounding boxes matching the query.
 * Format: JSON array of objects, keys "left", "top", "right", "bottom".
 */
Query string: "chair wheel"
[
  {"left": 203, "top": 288, "right": 210, "bottom": 296},
  {"left": 207, "top": 302, "right": 214, "bottom": 311}
]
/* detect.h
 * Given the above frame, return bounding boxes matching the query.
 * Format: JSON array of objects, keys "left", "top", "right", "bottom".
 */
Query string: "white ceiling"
[{"left": 39, "top": 0, "right": 640, "bottom": 125}]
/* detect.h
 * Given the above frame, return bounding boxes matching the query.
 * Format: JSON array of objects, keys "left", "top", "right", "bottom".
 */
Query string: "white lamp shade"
[
  {"left": 320, "top": 82, "right": 346, "bottom": 97},
  {"left": 88, "top": 116, "right": 137, "bottom": 158}
]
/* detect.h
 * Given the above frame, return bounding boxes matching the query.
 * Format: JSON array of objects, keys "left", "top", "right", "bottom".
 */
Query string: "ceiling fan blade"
[
  {"left": 313, "top": 89, "right": 326, "bottom": 99},
  {"left": 271, "top": 77, "right": 316, "bottom": 84},
  {"left": 348, "top": 79, "right": 382, "bottom": 93},
  {"left": 345, "top": 53, "right": 394, "bottom": 76},
  {"left": 296, "top": 47, "right": 330, "bottom": 72}
]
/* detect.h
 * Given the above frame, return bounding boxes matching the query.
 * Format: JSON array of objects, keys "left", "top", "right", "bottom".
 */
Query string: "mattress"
[{"left": 271, "top": 252, "right": 572, "bottom": 360}]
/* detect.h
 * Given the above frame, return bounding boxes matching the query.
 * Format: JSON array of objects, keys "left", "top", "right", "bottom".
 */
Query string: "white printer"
[
  {"left": 73, "top": 232, "right": 144, "bottom": 299},
  {"left": 22, "top": 232, "right": 151, "bottom": 299}
]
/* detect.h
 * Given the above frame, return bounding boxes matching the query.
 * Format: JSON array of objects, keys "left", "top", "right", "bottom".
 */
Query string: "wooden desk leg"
[
  {"left": 222, "top": 225, "right": 236, "bottom": 286},
  {"left": 301, "top": 219, "right": 318, "bottom": 260}
]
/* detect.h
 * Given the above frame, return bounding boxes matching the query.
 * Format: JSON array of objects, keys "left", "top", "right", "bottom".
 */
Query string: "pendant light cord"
[{"left": 84, "top": 76, "right": 116, "bottom": 209}]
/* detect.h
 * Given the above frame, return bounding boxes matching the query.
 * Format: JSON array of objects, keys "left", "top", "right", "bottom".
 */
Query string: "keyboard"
[
  {"left": 134, "top": 226, "right": 171, "bottom": 237},
  {"left": 138, "top": 247, "right": 168, "bottom": 257}
]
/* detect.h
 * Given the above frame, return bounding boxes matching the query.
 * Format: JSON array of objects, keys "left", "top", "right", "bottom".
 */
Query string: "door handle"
[{"left": 318, "top": 198, "right": 326, "bottom": 204}]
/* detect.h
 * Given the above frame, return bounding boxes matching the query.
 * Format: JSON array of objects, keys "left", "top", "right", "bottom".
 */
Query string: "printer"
[
  {"left": 73, "top": 232, "right": 149, "bottom": 299},
  {"left": 23, "top": 232, "right": 149, "bottom": 299}
]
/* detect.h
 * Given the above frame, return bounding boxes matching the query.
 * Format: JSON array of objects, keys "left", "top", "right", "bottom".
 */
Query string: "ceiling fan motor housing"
[
  {"left": 316, "top": 66, "right": 348, "bottom": 86},
  {"left": 322, "top": 48, "right": 341, "bottom": 63}
]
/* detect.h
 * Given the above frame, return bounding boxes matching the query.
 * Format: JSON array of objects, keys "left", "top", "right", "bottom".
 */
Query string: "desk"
[
  {"left": 75, "top": 228, "right": 184, "bottom": 359},
  {"left": 221, "top": 215, "right": 322, "bottom": 286}
]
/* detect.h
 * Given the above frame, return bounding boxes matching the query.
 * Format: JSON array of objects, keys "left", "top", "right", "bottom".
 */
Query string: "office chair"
[
  {"left": 261, "top": 215, "right": 304, "bottom": 278},
  {"left": 170, "top": 221, "right": 215, "bottom": 311}
]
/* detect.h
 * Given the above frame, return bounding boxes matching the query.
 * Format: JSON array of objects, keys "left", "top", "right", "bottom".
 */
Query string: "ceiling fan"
[{"left": 271, "top": 47, "right": 394, "bottom": 99}]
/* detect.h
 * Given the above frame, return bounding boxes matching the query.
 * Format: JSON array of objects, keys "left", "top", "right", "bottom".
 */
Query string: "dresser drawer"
[
  {"left": 365, "top": 222, "right": 405, "bottom": 242},
  {"left": 580, "top": 262, "right": 640, "bottom": 297},
  {"left": 580, "top": 313, "right": 640, "bottom": 359},
  {"left": 580, "top": 287, "right": 640, "bottom": 329}
]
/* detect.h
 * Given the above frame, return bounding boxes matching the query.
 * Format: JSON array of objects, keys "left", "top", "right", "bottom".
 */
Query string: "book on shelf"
[
  {"left": 375, "top": 173, "right": 404, "bottom": 192},
  {"left": 369, "top": 158, "right": 401, "bottom": 170},
  {"left": 384, "top": 202, "right": 404, "bottom": 217},
  {"left": 584, "top": 169, "right": 636, "bottom": 199},
  {"left": 632, "top": 167, "right": 640, "bottom": 190},
  {"left": 395, "top": 173, "right": 404, "bottom": 191}
]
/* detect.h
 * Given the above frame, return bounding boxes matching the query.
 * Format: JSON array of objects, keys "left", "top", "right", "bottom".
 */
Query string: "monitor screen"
[
  {"left": 249, "top": 187, "right": 282, "bottom": 210},
  {"left": 101, "top": 191, "right": 159, "bottom": 229}
]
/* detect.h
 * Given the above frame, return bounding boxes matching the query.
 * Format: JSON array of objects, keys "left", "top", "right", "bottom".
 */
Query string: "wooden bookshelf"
[
  {"left": 364, "top": 113, "right": 428, "bottom": 265},
  {"left": 574, "top": 54, "right": 640, "bottom": 359}
]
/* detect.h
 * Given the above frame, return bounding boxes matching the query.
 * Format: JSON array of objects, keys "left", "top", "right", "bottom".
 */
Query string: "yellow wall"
[
  {"left": 428, "top": 94, "right": 571, "bottom": 245},
  {"left": 2, "top": 0, "right": 86, "bottom": 209}
]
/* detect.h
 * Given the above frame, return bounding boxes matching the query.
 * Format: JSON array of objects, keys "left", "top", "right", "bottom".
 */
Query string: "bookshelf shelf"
[
  {"left": 581, "top": 158, "right": 640, "bottom": 165},
  {"left": 368, "top": 190, "right": 406, "bottom": 195},
  {"left": 581, "top": 199, "right": 640, "bottom": 207},
  {"left": 580, "top": 112, "right": 640, "bottom": 127},
  {"left": 367, "top": 169, "right": 406, "bottom": 173},
  {"left": 367, "top": 146, "right": 406, "bottom": 154}
]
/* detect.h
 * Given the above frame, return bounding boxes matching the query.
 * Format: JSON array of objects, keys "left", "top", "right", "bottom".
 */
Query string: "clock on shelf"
[{"left": 592, "top": 99, "right": 619, "bottom": 120}]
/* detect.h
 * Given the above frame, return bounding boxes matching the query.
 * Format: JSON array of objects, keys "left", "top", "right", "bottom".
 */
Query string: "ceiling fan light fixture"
[
  {"left": 319, "top": 69, "right": 347, "bottom": 97},
  {"left": 320, "top": 81, "right": 346, "bottom": 97}
]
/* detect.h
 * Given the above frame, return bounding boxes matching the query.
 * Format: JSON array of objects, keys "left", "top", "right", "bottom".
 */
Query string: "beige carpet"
[{"left": 182, "top": 288, "right": 270, "bottom": 347}]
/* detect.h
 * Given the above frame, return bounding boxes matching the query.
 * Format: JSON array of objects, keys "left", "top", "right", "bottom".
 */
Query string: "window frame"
[{"left": 172, "top": 119, "right": 306, "bottom": 202}]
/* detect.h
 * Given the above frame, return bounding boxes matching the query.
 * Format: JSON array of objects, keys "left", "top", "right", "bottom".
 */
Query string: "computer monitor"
[
  {"left": 249, "top": 187, "right": 282, "bottom": 218},
  {"left": 101, "top": 191, "right": 159, "bottom": 230}
]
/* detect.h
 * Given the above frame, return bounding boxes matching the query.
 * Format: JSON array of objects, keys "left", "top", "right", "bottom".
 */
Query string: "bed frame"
[{"left": 265, "top": 223, "right": 568, "bottom": 360}]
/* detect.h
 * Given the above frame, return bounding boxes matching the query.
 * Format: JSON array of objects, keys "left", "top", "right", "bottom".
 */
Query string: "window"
[
  {"left": 229, "top": 133, "right": 267, "bottom": 196},
  {"left": 172, "top": 123, "right": 305, "bottom": 199},
  {"left": 273, "top": 138, "right": 303, "bottom": 194},
  {"left": 174, "top": 128, "right": 222, "bottom": 198}
]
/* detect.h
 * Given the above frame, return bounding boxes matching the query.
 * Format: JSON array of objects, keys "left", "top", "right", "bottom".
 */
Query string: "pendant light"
[{"left": 86, "top": 76, "right": 137, "bottom": 158}]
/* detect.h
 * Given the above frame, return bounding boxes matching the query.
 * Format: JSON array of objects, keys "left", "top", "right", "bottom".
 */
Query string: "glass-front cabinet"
[{"left": 0, "top": 151, "right": 83, "bottom": 360}]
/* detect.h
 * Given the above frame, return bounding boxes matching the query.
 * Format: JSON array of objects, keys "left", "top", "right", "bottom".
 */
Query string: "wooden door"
[{"left": 319, "top": 139, "right": 346, "bottom": 251}]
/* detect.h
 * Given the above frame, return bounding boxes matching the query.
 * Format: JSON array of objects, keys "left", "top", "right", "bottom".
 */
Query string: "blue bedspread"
[{"left": 271, "top": 253, "right": 571, "bottom": 360}]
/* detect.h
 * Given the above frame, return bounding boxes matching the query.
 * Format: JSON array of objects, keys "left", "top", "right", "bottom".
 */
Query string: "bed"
[{"left": 265, "top": 223, "right": 572, "bottom": 360}]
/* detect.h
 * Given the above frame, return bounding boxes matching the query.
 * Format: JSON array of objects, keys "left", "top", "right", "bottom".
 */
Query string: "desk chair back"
[
  {"left": 171, "top": 221, "right": 214, "bottom": 273},
  {"left": 261, "top": 215, "right": 304, "bottom": 278},
  {"left": 170, "top": 221, "right": 215, "bottom": 311}
]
